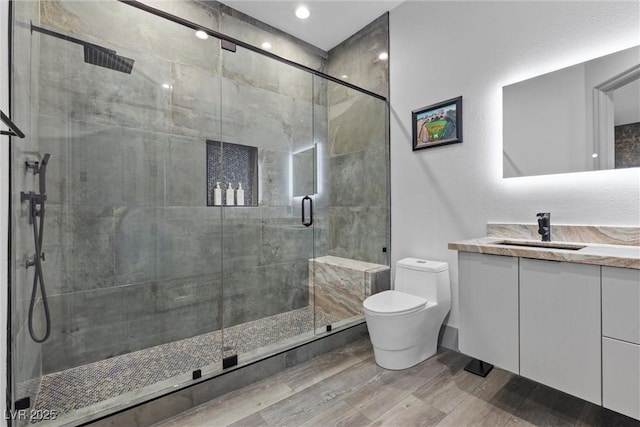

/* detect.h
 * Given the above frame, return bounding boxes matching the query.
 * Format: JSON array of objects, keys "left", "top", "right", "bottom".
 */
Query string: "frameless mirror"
[
  {"left": 503, "top": 45, "right": 640, "bottom": 178},
  {"left": 292, "top": 146, "right": 316, "bottom": 196}
]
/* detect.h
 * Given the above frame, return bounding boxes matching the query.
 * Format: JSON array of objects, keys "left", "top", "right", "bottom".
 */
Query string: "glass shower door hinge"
[
  {"left": 223, "top": 354, "right": 238, "bottom": 369},
  {"left": 14, "top": 397, "right": 31, "bottom": 410}
]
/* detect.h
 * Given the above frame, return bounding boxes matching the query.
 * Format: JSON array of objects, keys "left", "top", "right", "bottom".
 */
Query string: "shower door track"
[{"left": 118, "top": 0, "right": 388, "bottom": 103}]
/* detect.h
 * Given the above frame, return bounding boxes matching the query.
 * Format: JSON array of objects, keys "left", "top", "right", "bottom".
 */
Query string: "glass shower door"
[
  {"left": 219, "top": 44, "right": 316, "bottom": 363},
  {"left": 10, "top": 1, "right": 225, "bottom": 423},
  {"left": 311, "top": 76, "right": 390, "bottom": 331}
]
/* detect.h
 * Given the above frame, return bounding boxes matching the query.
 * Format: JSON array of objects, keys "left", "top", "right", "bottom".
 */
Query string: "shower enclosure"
[{"left": 8, "top": 1, "right": 389, "bottom": 424}]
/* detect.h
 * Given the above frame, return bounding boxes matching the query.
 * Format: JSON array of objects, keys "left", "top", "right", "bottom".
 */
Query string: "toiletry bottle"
[
  {"left": 236, "top": 183, "right": 245, "bottom": 206},
  {"left": 226, "top": 182, "right": 235, "bottom": 205},
  {"left": 213, "top": 182, "right": 222, "bottom": 205}
]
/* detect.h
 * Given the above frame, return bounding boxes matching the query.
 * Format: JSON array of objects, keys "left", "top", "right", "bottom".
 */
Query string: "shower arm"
[
  {"left": 31, "top": 24, "right": 115, "bottom": 54},
  {"left": 30, "top": 23, "right": 135, "bottom": 74},
  {"left": 0, "top": 110, "right": 25, "bottom": 138}
]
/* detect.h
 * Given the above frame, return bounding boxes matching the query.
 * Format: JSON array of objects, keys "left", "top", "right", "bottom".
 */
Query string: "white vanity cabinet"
[
  {"left": 519, "top": 259, "right": 601, "bottom": 404},
  {"left": 601, "top": 267, "right": 640, "bottom": 420},
  {"left": 458, "top": 252, "right": 519, "bottom": 374},
  {"left": 451, "top": 229, "right": 640, "bottom": 421}
]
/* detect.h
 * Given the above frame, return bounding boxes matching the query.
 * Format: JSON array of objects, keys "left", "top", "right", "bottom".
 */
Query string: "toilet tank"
[{"left": 395, "top": 258, "right": 450, "bottom": 305}]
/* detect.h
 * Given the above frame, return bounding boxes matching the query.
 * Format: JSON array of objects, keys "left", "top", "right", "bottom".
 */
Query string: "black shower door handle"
[{"left": 302, "top": 196, "right": 313, "bottom": 227}]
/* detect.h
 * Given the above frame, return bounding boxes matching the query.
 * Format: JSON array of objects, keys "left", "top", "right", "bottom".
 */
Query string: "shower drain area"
[{"left": 29, "top": 306, "right": 341, "bottom": 421}]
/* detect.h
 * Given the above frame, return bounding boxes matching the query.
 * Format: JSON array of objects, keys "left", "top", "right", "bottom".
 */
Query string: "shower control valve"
[
  {"left": 25, "top": 252, "right": 45, "bottom": 269},
  {"left": 21, "top": 191, "right": 47, "bottom": 224},
  {"left": 25, "top": 159, "right": 41, "bottom": 173}
]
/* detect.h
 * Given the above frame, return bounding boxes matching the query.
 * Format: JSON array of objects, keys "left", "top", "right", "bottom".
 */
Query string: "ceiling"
[{"left": 218, "top": 1, "right": 403, "bottom": 51}]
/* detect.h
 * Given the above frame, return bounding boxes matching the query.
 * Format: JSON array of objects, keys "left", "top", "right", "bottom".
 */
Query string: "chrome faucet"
[{"left": 537, "top": 212, "right": 551, "bottom": 242}]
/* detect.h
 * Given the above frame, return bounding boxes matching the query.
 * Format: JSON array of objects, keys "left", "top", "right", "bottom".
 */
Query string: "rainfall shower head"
[
  {"left": 31, "top": 23, "right": 135, "bottom": 74},
  {"left": 83, "top": 45, "right": 135, "bottom": 74}
]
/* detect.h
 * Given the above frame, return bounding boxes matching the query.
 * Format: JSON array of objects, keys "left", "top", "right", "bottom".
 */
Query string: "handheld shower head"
[{"left": 38, "top": 153, "right": 51, "bottom": 195}]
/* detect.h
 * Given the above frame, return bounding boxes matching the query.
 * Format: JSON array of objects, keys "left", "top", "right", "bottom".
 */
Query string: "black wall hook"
[{"left": 0, "top": 110, "right": 26, "bottom": 138}]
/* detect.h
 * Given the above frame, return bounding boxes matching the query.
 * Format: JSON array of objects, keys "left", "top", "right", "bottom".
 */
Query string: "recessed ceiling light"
[
  {"left": 341, "top": 74, "right": 348, "bottom": 79},
  {"left": 162, "top": 83, "right": 172, "bottom": 89},
  {"left": 592, "top": 153, "right": 599, "bottom": 158},
  {"left": 378, "top": 52, "right": 389, "bottom": 61},
  {"left": 295, "top": 6, "right": 310, "bottom": 19},
  {"left": 195, "top": 30, "right": 208, "bottom": 40},
  {"left": 261, "top": 42, "right": 272, "bottom": 50}
]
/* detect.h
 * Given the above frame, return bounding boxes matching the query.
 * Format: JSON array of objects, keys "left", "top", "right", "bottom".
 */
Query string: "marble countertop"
[{"left": 448, "top": 237, "right": 640, "bottom": 269}]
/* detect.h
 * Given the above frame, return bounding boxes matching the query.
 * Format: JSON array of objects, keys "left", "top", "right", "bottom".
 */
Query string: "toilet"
[{"left": 363, "top": 257, "right": 451, "bottom": 370}]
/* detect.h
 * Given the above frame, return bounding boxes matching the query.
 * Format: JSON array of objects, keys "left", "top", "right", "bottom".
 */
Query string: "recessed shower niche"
[{"left": 206, "top": 140, "right": 258, "bottom": 206}]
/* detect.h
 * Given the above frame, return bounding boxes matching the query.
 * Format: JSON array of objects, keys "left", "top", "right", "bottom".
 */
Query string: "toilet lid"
[{"left": 363, "top": 290, "right": 427, "bottom": 315}]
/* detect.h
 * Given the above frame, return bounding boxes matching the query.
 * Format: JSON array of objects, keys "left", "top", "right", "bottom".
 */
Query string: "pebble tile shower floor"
[{"left": 29, "top": 306, "right": 340, "bottom": 419}]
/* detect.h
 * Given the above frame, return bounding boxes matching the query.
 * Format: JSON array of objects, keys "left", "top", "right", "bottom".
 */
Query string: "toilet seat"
[{"left": 363, "top": 290, "right": 427, "bottom": 316}]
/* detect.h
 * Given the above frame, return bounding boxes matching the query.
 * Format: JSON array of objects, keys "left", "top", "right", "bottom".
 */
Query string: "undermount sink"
[{"left": 496, "top": 240, "right": 586, "bottom": 251}]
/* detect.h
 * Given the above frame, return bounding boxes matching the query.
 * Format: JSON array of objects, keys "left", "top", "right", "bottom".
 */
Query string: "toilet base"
[
  {"left": 372, "top": 343, "right": 437, "bottom": 370},
  {"left": 464, "top": 358, "right": 494, "bottom": 377}
]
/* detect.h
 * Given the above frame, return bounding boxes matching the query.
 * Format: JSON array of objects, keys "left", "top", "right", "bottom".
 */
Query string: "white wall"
[
  {"left": 390, "top": 1, "right": 640, "bottom": 332},
  {"left": 1, "top": 0, "right": 9, "bottom": 423}
]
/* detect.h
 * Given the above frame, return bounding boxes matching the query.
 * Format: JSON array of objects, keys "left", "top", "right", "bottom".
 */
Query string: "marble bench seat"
[{"left": 309, "top": 255, "right": 390, "bottom": 320}]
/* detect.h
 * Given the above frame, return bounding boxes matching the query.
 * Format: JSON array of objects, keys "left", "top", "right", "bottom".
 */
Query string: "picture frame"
[{"left": 412, "top": 96, "right": 463, "bottom": 151}]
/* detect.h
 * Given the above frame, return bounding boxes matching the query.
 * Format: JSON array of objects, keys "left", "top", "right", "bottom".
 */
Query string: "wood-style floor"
[{"left": 154, "top": 338, "right": 640, "bottom": 427}]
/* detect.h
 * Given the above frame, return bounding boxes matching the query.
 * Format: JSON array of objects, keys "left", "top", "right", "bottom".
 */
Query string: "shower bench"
[{"left": 309, "top": 255, "right": 390, "bottom": 321}]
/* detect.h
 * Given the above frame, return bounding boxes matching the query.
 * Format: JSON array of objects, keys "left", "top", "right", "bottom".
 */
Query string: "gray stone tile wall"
[
  {"left": 328, "top": 91, "right": 387, "bottom": 156},
  {"left": 222, "top": 260, "right": 309, "bottom": 328},
  {"left": 170, "top": 63, "right": 223, "bottom": 139},
  {"left": 327, "top": 13, "right": 389, "bottom": 98},
  {"left": 261, "top": 218, "right": 314, "bottom": 264},
  {"left": 42, "top": 274, "right": 224, "bottom": 372},
  {"left": 325, "top": 94, "right": 389, "bottom": 265},
  {"left": 258, "top": 149, "right": 291, "bottom": 206},
  {"left": 325, "top": 15, "right": 390, "bottom": 267},
  {"left": 292, "top": 100, "right": 318, "bottom": 154}
]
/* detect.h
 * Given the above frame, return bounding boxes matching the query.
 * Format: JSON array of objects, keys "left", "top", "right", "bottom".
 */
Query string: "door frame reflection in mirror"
[{"left": 593, "top": 64, "right": 640, "bottom": 170}]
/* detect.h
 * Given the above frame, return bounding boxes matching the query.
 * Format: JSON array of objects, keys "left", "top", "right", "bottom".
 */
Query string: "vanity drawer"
[
  {"left": 603, "top": 337, "right": 640, "bottom": 420},
  {"left": 602, "top": 267, "right": 640, "bottom": 344}
]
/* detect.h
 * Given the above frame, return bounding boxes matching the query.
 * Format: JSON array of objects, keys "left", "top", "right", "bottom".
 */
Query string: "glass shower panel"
[
  {"left": 220, "top": 45, "right": 315, "bottom": 362},
  {"left": 10, "top": 1, "right": 223, "bottom": 423},
  {"left": 10, "top": 1, "right": 44, "bottom": 416},
  {"left": 312, "top": 76, "right": 390, "bottom": 331}
]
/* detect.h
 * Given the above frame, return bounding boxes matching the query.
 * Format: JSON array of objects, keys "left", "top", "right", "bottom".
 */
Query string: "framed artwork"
[{"left": 412, "top": 96, "right": 462, "bottom": 151}]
